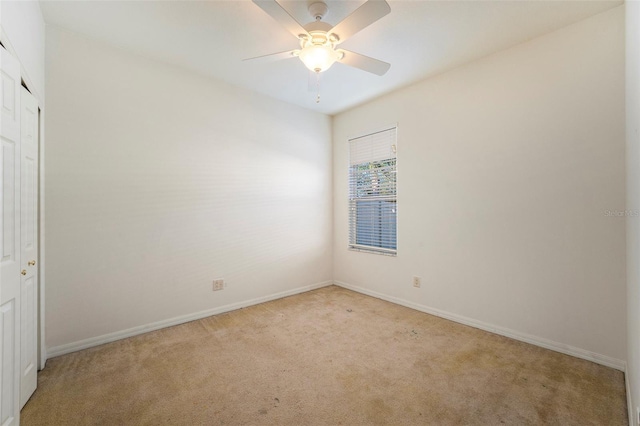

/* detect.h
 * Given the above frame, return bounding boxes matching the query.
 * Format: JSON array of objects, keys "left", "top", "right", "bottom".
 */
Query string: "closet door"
[
  {"left": 0, "top": 47, "right": 22, "bottom": 426},
  {"left": 20, "top": 87, "right": 38, "bottom": 408}
]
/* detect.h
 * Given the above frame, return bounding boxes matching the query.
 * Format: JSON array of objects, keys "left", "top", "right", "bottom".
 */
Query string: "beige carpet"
[{"left": 22, "top": 286, "right": 626, "bottom": 425}]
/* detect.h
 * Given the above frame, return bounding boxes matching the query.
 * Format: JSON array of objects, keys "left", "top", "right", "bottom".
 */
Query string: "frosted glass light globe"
[{"left": 299, "top": 44, "right": 341, "bottom": 73}]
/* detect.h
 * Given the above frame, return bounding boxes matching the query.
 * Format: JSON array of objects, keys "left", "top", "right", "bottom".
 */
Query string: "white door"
[
  {"left": 0, "top": 47, "right": 22, "bottom": 426},
  {"left": 19, "top": 87, "right": 37, "bottom": 409}
]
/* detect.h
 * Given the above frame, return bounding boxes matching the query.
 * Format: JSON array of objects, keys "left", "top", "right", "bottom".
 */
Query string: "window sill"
[{"left": 348, "top": 245, "right": 397, "bottom": 257}]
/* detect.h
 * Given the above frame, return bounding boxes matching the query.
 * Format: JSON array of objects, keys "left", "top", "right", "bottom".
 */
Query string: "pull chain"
[{"left": 316, "top": 71, "right": 321, "bottom": 104}]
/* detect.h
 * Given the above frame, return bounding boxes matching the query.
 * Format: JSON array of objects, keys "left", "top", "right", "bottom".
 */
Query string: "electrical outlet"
[
  {"left": 412, "top": 276, "right": 421, "bottom": 288},
  {"left": 212, "top": 279, "right": 225, "bottom": 291}
]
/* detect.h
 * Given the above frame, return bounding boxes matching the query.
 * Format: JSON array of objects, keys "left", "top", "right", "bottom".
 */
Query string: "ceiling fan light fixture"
[
  {"left": 247, "top": 0, "right": 391, "bottom": 76},
  {"left": 299, "top": 43, "right": 341, "bottom": 73}
]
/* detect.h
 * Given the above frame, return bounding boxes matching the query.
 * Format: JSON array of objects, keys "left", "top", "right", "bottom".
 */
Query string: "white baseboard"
[
  {"left": 48, "top": 279, "right": 626, "bottom": 373},
  {"left": 334, "top": 281, "right": 626, "bottom": 372},
  {"left": 47, "top": 280, "right": 333, "bottom": 358},
  {"left": 628, "top": 366, "right": 635, "bottom": 426}
]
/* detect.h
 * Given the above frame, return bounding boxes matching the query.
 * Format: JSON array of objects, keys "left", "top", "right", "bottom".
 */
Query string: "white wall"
[
  {"left": 45, "top": 27, "right": 333, "bottom": 351},
  {"left": 333, "top": 7, "right": 626, "bottom": 365},
  {"left": 0, "top": 0, "right": 45, "bottom": 101},
  {"left": 627, "top": 1, "right": 640, "bottom": 424}
]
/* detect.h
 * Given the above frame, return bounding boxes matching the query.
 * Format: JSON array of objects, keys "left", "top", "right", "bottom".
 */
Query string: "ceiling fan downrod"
[{"left": 308, "top": 1, "right": 328, "bottom": 22}]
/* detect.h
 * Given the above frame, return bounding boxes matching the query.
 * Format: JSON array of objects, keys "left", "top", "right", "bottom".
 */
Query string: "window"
[{"left": 348, "top": 127, "right": 397, "bottom": 255}]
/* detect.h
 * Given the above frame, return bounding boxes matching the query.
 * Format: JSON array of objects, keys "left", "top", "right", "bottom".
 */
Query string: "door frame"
[
  {"left": 0, "top": 29, "right": 47, "bottom": 370},
  {"left": 37, "top": 103, "right": 45, "bottom": 369}
]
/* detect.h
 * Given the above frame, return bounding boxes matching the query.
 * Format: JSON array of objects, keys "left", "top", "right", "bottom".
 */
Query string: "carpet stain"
[{"left": 365, "top": 397, "right": 393, "bottom": 424}]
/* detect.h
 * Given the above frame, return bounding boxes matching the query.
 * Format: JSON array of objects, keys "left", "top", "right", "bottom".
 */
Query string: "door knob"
[
  {"left": 21, "top": 270, "right": 26, "bottom": 276},
  {"left": 28, "top": 260, "right": 36, "bottom": 266}
]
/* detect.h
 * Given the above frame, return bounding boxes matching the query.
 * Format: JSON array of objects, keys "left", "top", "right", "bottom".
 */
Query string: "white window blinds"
[{"left": 348, "top": 127, "right": 397, "bottom": 255}]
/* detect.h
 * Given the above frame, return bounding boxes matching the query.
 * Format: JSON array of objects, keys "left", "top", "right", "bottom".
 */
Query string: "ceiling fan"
[{"left": 245, "top": 0, "right": 391, "bottom": 76}]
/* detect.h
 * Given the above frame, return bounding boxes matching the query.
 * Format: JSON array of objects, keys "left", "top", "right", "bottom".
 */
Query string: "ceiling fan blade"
[
  {"left": 252, "top": 0, "right": 309, "bottom": 39},
  {"left": 329, "top": 0, "right": 390, "bottom": 44},
  {"left": 243, "top": 50, "right": 299, "bottom": 64},
  {"left": 337, "top": 50, "right": 390, "bottom": 76}
]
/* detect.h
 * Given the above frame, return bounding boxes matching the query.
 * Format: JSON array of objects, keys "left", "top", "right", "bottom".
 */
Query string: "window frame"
[{"left": 347, "top": 125, "right": 398, "bottom": 256}]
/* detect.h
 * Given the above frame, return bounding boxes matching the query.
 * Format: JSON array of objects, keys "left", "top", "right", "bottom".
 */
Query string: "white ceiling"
[{"left": 40, "top": 0, "right": 622, "bottom": 115}]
